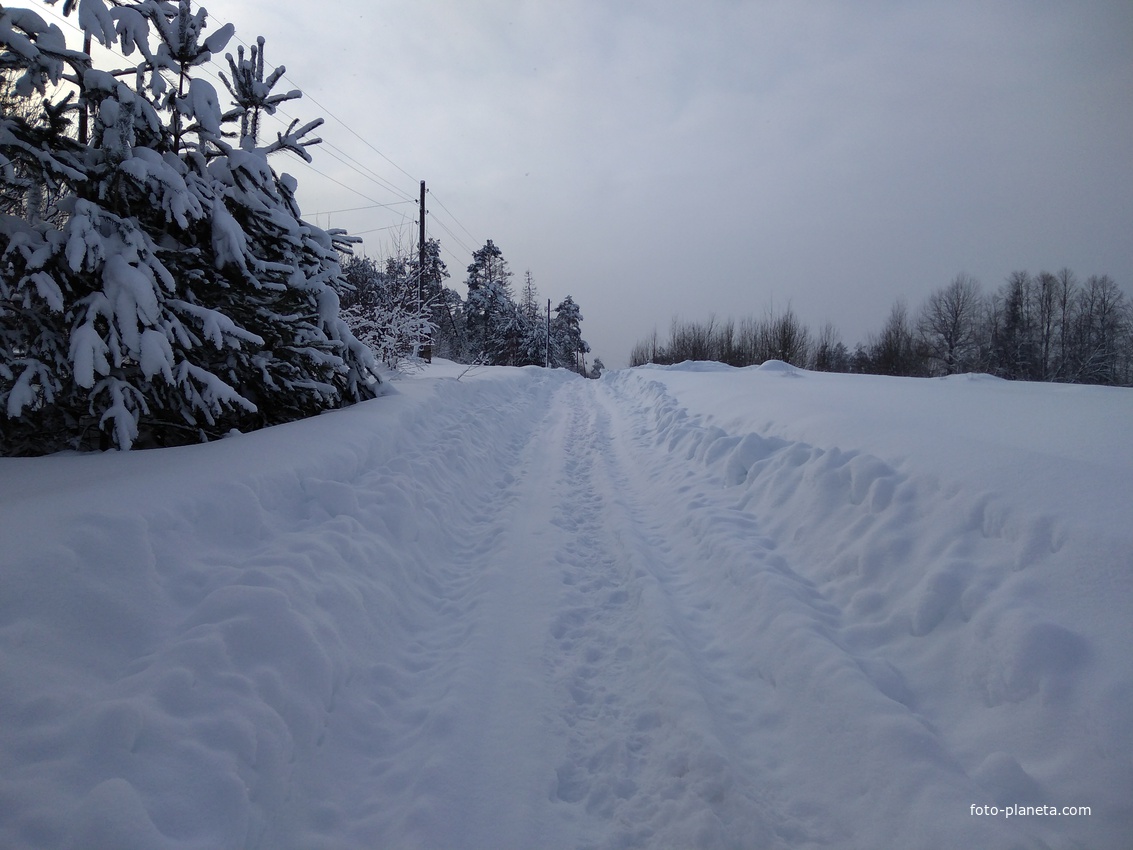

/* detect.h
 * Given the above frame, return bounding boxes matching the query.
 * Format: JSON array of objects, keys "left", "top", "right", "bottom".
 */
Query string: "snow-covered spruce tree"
[
  {"left": 486, "top": 295, "right": 523, "bottom": 366},
  {"left": 517, "top": 307, "right": 548, "bottom": 368},
  {"left": 464, "top": 238, "right": 521, "bottom": 364},
  {"left": 0, "top": 1, "right": 376, "bottom": 454},
  {"left": 407, "top": 237, "right": 460, "bottom": 358},
  {"left": 550, "top": 295, "right": 589, "bottom": 372},
  {"left": 152, "top": 2, "right": 377, "bottom": 428},
  {"left": 514, "top": 269, "right": 548, "bottom": 367}
]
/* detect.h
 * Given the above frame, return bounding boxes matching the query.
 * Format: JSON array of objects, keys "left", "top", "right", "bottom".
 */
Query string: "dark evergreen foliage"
[{"left": 0, "top": 1, "right": 377, "bottom": 455}]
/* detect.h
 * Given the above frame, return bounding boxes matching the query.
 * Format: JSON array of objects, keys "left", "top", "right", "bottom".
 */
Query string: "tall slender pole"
[
  {"left": 546, "top": 298, "right": 551, "bottom": 368},
  {"left": 418, "top": 180, "right": 432, "bottom": 362},
  {"left": 418, "top": 180, "right": 426, "bottom": 307},
  {"left": 78, "top": 33, "right": 92, "bottom": 144}
]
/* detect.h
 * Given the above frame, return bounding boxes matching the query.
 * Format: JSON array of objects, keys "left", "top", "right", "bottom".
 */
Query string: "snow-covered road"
[
  {"left": 1, "top": 362, "right": 1129, "bottom": 849},
  {"left": 411, "top": 377, "right": 802, "bottom": 848}
]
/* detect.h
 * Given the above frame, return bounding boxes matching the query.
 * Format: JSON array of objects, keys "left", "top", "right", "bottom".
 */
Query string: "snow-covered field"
[{"left": 1, "top": 360, "right": 1129, "bottom": 849}]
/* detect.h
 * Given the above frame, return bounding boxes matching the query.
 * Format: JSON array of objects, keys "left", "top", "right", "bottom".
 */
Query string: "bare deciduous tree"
[
  {"left": 917, "top": 273, "right": 983, "bottom": 375},
  {"left": 870, "top": 299, "right": 926, "bottom": 377},
  {"left": 1071, "top": 275, "right": 1129, "bottom": 385},
  {"left": 811, "top": 322, "right": 848, "bottom": 372}
]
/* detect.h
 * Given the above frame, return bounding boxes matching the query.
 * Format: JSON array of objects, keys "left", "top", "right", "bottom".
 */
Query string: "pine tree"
[
  {"left": 517, "top": 314, "right": 549, "bottom": 368},
  {"left": 0, "top": 1, "right": 377, "bottom": 454},
  {"left": 515, "top": 270, "right": 547, "bottom": 367},
  {"left": 465, "top": 239, "right": 511, "bottom": 302},
  {"left": 464, "top": 239, "right": 518, "bottom": 364},
  {"left": 550, "top": 295, "right": 589, "bottom": 372},
  {"left": 408, "top": 238, "right": 449, "bottom": 311},
  {"left": 519, "top": 270, "right": 539, "bottom": 321},
  {"left": 407, "top": 237, "right": 458, "bottom": 358}
]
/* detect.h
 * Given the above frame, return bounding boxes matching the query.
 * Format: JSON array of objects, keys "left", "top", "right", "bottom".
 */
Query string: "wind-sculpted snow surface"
[{"left": 0, "top": 360, "right": 1129, "bottom": 848}]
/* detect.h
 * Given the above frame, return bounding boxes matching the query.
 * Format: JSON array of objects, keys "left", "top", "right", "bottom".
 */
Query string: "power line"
[
  {"left": 310, "top": 201, "right": 415, "bottom": 217},
  {"left": 350, "top": 223, "right": 414, "bottom": 237},
  {"left": 319, "top": 143, "right": 416, "bottom": 201},
  {"left": 287, "top": 158, "right": 401, "bottom": 208},
  {"left": 218, "top": 20, "right": 423, "bottom": 192},
  {"left": 310, "top": 143, "right": 416, "bottom": 203},
  {"left": 429, "top": 214, "right": 476, "bottom": 259},
  {"left": 428, "top": 190, "right": 480, "bottom": 246},
  {"left": 428, "top": 203, "right": 478, "bottom": 255},
  {"left": 284, "top": 78, "right": 420, "bottom": 187}
]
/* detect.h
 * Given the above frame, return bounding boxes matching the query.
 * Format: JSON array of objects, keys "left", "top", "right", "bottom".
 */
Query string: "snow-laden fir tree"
[
  {"left": 550, "top": 295, "right": 589, "bottom": 373},
  {"left": 519, "top": 269, "right": 539, "bottom": 320},
  {"left": 0, "top": 0, "right": 377, "bottom": 454},
  {"left": 517, "top": 317, "right": 549, "bottom": 368},
  {"left": 456, "top": 246, "right": 591, "bottom": 369},
  {"left": 515, "top": 269, "right": 548, "bottom": 367},
  {"left": 464, "top": 239, "right": 521, "bottom": 364},
  {"left": 407, "top": 237, "right": 460, "bottom": 359}
]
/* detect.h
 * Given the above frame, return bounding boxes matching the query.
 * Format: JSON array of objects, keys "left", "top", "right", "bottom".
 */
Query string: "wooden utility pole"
[
  {"left": 418, "top": 180, "right": 432, "bottom": 362},
  {"left": 78, "top": 33, "right": 91, "bottom": 144},
  {"left": 417, "top": 180, "right": 426, "bottom": 306},
  {"left": 546, "top": 298, "right": 551, "bottom": 368}
]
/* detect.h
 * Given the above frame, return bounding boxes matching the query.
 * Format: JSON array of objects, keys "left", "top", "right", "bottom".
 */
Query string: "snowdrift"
[
  {"left": 0, "top": 360, "right": 1129, "bottom": 848},
  {"left": 602, "top": 364, "right": 1132, "bottom": 848}
]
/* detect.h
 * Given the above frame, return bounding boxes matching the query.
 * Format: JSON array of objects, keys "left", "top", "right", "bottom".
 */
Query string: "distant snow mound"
[
  {"left": 754, "top": 359, "right": 803, "bottom": 376},
  {"left": 638, "top": 361, "right": 736, "bottom": 373},
  {"left": 939, "top": 372, "right": 1006, "bottom": 383}
]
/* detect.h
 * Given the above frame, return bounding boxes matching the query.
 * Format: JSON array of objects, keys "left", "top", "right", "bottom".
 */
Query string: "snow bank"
[
  {"left": 0, "top": 364, "right": 569, "bottom": 849},
  {"left": 603, "top": 363, "right": 1133, "bottom": 847}
]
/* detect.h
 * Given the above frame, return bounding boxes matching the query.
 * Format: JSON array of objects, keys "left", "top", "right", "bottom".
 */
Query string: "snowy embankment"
[{"left": 1, "top": 360, "right": 1129, "bottom": 849}]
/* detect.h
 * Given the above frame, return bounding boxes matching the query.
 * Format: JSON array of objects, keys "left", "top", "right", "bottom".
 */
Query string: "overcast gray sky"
[{"left": 189, "top": 1, "right": 1133, "bottom": 365}]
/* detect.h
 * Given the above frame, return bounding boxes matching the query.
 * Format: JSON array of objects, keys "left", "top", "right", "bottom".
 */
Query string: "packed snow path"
[
  {"left": 364, "top": 377, "right": 808, "bottom": 848},
  {"left": 1, "top": 363, "right": 1129, "bottom": 849}
]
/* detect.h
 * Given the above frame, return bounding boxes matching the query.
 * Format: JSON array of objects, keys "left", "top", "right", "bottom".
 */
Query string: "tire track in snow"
[
  {"left": 539, "top": 381, "right": 800, "bottom": 849},
  {"left": 347, "top": 376, "right": 802, "bottom": 848},
  {"left": 375, "top": 372, "right": 585, "bottom": 850}
]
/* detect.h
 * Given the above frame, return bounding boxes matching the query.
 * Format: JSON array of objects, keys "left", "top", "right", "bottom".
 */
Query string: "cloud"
[{"left": 211, "top": 0, "right": 1133, "bottom": 366}]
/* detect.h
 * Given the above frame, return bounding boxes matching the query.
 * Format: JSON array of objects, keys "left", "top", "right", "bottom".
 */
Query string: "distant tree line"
[
  {"left": 338, "top": 238, "right": 596, "bottom": 375},
  {"left": 629, "top": 270, "right": 1133, "bottom": 386}
]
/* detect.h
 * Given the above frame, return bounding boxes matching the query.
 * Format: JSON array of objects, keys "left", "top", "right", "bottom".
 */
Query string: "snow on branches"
[{"left": 0, "top": 1, "right": 377, "bottom": 454}]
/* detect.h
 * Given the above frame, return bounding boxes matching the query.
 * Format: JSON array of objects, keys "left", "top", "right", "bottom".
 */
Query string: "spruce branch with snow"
[{"left": 0, "top": 1, "right": 377, "bottom": 455}]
